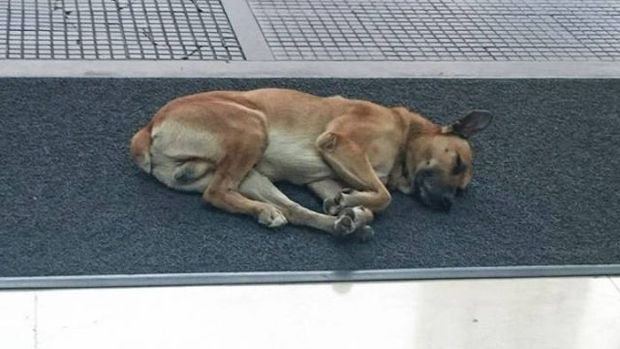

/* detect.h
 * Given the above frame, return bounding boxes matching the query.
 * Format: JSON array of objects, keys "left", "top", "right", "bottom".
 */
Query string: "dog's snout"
[
  {"left": 417, "top": 169, "right": 432, "bottom": 179},
  {"left": 414, "top": 172, "right": 456, "bottom": 211}
]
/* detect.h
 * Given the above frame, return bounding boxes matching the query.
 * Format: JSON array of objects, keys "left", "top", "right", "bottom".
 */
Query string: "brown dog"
[{"left": 130, "top": 88, "right": 491, "bottom": 240}]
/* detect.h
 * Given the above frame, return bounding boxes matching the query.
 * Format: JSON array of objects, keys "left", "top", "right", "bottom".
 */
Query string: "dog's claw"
[{"left": 335, "top": 192, "right": 343, "bottom": 204}]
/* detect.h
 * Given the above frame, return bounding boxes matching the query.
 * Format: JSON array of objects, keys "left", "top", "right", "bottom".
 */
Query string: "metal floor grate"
[
  {"left": 0, "top": 0, "right": 244, "bottom": 60},
  {"left": 249, "top": 0, "right": 620, "bottom": 61}
]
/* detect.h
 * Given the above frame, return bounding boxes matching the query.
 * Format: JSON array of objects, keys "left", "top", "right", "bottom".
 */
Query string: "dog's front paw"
[
  {"left": 258, "top": 206, "right": 288, "bottom": 228},
  {"left": 323, "top": 198, "right": 341, "bottom": 215},
  {"left": 333, "top": 206, "right": 374, "bottom": 237},
  {"left": 323, "top": 188, "right": 354, "bottom": 215}
]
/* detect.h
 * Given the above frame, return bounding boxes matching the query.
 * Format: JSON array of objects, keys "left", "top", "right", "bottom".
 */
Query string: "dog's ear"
[{"left": 443, "top": 110, "right": 493, "bottom": 138}]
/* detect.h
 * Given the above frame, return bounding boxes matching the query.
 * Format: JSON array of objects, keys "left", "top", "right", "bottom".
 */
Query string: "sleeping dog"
[{"left": 131, "top": 88, "right": 492, "bottom": 241}]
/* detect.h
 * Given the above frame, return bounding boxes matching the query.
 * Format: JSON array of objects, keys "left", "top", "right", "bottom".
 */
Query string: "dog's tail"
[{"left": 130, "top": 122, "right": 153, "bottom": 174}]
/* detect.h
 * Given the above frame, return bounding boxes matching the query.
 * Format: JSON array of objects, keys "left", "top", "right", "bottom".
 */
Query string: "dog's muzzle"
[{"left": 413, "top": 170, "right": 456, "bottom": 212}]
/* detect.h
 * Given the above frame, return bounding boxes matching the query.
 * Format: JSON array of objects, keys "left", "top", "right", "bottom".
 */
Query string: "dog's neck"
[
  {"left": 388, "top": 107, "right": 441, "bottom": 193},
  {"left": 398, "top": 107, "right": 441, "bottom": 138}
]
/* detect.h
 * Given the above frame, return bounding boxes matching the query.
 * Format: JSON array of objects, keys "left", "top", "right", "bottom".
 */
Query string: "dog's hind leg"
[
  {"left": 203, "top": 147, "right": 291, "bottom": 228},
  {"left": 241, "top": 170, "right": 374, "bottom": 241}
]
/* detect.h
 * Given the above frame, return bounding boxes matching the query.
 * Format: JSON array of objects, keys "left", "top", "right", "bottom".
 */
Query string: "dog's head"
[{"left": 404, "top": 110, "right": 492, "bottom": 211}]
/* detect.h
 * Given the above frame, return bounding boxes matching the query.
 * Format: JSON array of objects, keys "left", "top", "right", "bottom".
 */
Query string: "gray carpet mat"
[{"left": 1, "top": 78, "right": 619, "bottom": 283}]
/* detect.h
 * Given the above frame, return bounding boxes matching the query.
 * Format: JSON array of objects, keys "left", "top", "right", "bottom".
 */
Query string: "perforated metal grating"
[
  {"left": 249, "top": 0, "right": 620, "bottom": 61},
  {"left": 0, "top": 0, "right": 244, "bottom": 60}
]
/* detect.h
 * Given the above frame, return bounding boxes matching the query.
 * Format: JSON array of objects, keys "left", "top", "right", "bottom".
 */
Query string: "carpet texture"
[{"left": 1, "top": 78, "right": 619, "bottom": 278}]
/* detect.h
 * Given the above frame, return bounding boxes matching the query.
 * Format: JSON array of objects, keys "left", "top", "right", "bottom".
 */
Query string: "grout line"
[
  {"left": 610, "top": 277, "right": 620, "bottom": 295},
  {"left": 33, "top": 294, "right": 38, "bottom": 349}
]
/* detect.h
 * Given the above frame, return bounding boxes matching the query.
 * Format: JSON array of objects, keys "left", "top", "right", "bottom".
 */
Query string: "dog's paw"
[
  {"left": 323, "top": 188, "right": 354, "bottom": 215},
  {"left": 323, "top": 198, "right": 341, "bottom": 215},
  {"left": 333, "top": 214, "right": 354, "bottom": 236},
  {"left": 333, "top": 206, "right": 374, "bottom": 236},
  {"left": 258, "top": 206, "right": 288, "bottom": 228}
]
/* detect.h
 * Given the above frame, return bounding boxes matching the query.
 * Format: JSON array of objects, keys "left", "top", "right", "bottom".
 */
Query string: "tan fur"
[
  {"left": 130, "top": 88, "right": 486, "bottom": 239},
  {"left": 130, "top": 124, "right": 153, "bottom": 173}
]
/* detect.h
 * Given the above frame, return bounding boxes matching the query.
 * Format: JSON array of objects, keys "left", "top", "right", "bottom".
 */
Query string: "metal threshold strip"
[
  {"left": 2, "top": 265, "right": 620, "bottom": 289},
  {"left": 0, "top": 60, "right": 619, "bottom": 78}
]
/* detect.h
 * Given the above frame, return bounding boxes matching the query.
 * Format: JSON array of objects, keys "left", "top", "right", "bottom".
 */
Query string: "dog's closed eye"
[{"left": 452, "top": 154, "right": 467, "bottom": 175}]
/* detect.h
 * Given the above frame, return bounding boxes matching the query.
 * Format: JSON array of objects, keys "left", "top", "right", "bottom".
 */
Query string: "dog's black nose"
[{"left": 441, "top": 194, "right": 453, "bottom": 211}]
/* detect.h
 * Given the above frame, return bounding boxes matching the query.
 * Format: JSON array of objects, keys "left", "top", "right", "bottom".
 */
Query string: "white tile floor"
[{"left": 1, "top": 277, "right": 620, "bottom": 349}]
